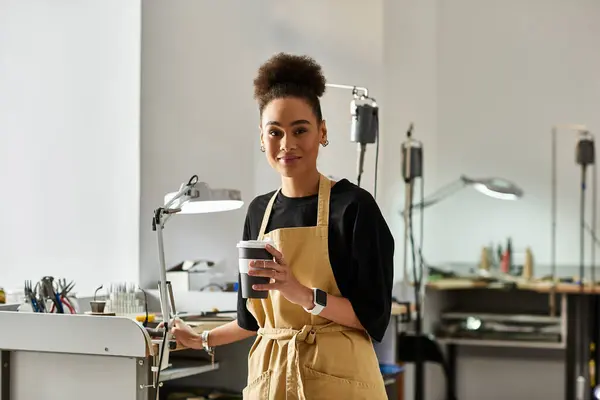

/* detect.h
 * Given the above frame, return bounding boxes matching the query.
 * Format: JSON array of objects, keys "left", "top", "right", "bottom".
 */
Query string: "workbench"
[
  {"left": 0, "top": 311, "right": 232, "bottom": 400},
  {"left": 0, "top": 312, "right": 159, "bottom": 400},
  {"left": 0, "top": 292, "right": 410, "bottom": 400},
  {"left": 427, "top": 278, "right": 600, "bottom": 400}
]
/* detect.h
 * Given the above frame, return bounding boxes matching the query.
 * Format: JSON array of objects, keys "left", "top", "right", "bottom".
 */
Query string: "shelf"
[
  {"left": 161, "top": 361, "right": 220, "bottom": 382},
  {"left": 437, "top": 337, "right": 566, "bottom": 350},
  {"left": 441, "top": 312, "right": 560, "bottom": 324}
]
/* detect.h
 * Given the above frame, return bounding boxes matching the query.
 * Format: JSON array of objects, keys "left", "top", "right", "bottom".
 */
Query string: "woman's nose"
[{"left": 280, "top": 134, "right": 296, "bottom": 150}]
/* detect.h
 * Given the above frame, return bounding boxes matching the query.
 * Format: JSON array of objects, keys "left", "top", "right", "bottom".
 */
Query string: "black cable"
[
  {"left": 574, "top": 134, "right": 595, "bottom": 399},
  {"left": 373, "top": 112, "right": 380, "bottom": 201},
  {"left": 577, "top": 165, "right": 586, "bottom": 384},
  {"left": 420, "top": 163, "right": 425, "bottom": 274},
  {"left": 408, "top": 211, "right": 423, "bottom": 400},
  {"left": 408, "top": 179, "right": 425, "bottom": 400},
  {"left": 399, "top": 122, "right": 425, "bottom": 400},
  {"left": 593, "top": 161, "right": 597, "bottom": 288},
  {"left": 592, "top": 161, "right": 599, "bottom": 397},
  {"left": 402, "top": 123, "right": 425, "bottom": 400},
  {"left": 139, "top": 286, "right": 149, "bottom": 327},
  {"left": 155, "top": 321, "right": 168, "bottom": 395}
]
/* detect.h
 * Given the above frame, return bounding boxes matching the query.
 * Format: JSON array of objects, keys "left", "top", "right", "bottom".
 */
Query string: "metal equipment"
[{"left": 325, "top": 83, "right": 380, "bottom": 197}]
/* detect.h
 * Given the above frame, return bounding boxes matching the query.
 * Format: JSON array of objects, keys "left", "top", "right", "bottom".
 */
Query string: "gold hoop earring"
[
  {"left": 260, "top": 145, "right": 265, "bottom": 152},
  {"left": 322, "top": 139, "right": 329, "bottom": 147}
]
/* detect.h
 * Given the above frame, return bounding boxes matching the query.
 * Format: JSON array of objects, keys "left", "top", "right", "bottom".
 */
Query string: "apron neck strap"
[
  {"left": 257, "top": 174, "right": 332, "bottom": 239},
  {"left": 258, "top": 188, "right": 280, "bottom": 240},
  {"left": 316, "top": 174, "right": 331, "bottom": 227}
]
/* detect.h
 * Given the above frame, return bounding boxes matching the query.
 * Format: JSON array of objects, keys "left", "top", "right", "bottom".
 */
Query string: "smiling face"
[{"left": 260, "top": 97, "right": 328, "bottom": 178}]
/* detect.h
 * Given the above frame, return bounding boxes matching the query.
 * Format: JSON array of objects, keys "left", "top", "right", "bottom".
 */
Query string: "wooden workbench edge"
[{"left": 426, "top": 279, "right": 600, "bottom": 294}]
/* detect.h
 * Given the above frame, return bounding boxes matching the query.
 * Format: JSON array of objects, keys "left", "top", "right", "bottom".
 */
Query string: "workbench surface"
[{"left": 427, "top": 278, "right": 600, "bottom": 294}]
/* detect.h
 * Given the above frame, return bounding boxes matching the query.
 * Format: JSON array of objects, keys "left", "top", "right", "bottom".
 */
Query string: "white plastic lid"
[{"left": 236, "top": 239, "right": 273, "bottom": 249}]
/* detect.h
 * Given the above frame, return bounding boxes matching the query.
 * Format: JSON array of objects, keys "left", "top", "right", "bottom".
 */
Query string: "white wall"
[{"left": 0, "top": 0, "right": 141, "bottom": 295}]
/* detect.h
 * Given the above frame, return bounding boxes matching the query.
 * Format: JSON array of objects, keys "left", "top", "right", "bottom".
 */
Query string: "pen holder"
[{"left": 90, "top": 300, "right": 106, "bottom": 314}]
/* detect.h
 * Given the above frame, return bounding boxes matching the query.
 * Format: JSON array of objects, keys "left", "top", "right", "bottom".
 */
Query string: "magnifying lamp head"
[
  {"left": 164, "top": 182, "right": 244, "bottom": 214},
  {"left": 461, "top": 175, "right": 524, "bottom": 200}
]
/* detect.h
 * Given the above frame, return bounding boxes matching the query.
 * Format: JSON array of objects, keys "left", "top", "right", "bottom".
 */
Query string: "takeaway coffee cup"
[{"left": 237, "top": 239, "right": 274, "bottom": 299}]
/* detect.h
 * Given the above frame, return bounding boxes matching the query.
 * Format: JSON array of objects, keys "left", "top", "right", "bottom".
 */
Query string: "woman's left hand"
[{"left": 248, "top": 244, "right": 313, "bottom": 309}]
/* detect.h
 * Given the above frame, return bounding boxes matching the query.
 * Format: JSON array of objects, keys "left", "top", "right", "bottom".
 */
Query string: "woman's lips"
[{"left": 278, "top": 155, "right": 301, "bottom": 165}]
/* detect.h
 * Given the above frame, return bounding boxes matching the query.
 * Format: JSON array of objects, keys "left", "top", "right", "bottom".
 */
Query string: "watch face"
[{"left": 315, "top": 289, "right": 327, "bottom": 307}]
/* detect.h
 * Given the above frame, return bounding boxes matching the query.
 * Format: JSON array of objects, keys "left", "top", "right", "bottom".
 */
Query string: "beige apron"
[{"left": 243, "top": 174, "right": 387, "bottom": 400}]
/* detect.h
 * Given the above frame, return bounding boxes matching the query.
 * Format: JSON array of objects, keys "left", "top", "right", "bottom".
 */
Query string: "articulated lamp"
[
  {"left": 400, "top": 174, "right": 523, "bottom": 216},
  {"left": 151, "top": 175, "right": 243, "bottom": 386}
]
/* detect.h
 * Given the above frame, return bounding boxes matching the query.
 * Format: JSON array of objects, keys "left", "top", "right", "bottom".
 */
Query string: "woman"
[{"left": 170, "top": 52, "right": 395, "bottom": 399}]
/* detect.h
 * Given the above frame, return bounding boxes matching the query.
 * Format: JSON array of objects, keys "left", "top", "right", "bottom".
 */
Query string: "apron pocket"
[
  {"left": 302, "top": 365, "right": 379, "bottom": 399},
  {"left": 242, "top": 370, "right": 271, "bottom": 399}
]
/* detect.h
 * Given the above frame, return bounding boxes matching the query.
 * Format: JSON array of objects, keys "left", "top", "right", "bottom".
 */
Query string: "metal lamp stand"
[
  {"left": 401, "top": 124, "right": 425, "bottom": 400},
  {"left": 574, "top": 132, "right": 596, "bottom": 400},
  {"left": 150, "top": 175, "right": 199, "bottom": 398}
]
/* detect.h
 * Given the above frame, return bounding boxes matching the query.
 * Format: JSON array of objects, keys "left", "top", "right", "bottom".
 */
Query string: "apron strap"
[
  {"left": 257, "top": 189, "right": 280, "bottom": 240},
  {"left": 316, "top": 174, "right": 331, "bottom": 227},
  {"left": 257, "top": 174, "right": 332, "bottom": 239}
]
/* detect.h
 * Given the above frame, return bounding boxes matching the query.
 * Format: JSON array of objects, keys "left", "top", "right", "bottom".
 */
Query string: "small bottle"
[
  {"left": 501, "top": 252, "right": 510, "bottom": 274},
  {"left": 479, "top": 247, "right": 490, "bottom": 271},
  {"left": 522, "top": 247, "right": 534, "bottom": 280}
]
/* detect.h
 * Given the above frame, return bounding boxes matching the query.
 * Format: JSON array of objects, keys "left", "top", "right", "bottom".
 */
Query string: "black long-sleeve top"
[{"left": 236, "top": 178, "right": 395, "bottom": 342}]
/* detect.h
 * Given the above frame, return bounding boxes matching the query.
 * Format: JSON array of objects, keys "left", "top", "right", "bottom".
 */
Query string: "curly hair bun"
[{"left": 253, "top": 52, "right": 327, "bottom": 101}]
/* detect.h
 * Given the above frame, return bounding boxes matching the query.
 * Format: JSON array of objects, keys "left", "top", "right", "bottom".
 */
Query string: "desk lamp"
[
  {"left": 400, "top": 174, "right": 523, "bottom": 217},
  {"left": 151, "top": 174, "right": 242, "bottom": 393}
]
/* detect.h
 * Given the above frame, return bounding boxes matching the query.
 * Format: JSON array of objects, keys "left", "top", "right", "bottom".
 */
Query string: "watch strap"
[
  {"left": 304, "top": 288, "right": 325, "bottom": 315},
  {"left": 309, "top": 302, "right": 325, "bottom": 315},
  {"left": 201, "top": 330, "right": 214, "bottom": 355}
]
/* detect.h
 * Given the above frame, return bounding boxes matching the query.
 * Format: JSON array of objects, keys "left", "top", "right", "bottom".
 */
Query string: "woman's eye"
[
  {"left": 294, "top": 128, "right": 307, "bottom": 135},
  {"left": 269, "top": 130, "right": 281, "bottom": 136}
]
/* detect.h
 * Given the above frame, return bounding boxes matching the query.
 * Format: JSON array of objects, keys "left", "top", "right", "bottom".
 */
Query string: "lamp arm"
[
  {"left": 399, "top": 178, "right": 467, "bottom": 216},
  {"left": 163, "top": 185, "right": 191, "bottom": 211},
  {"left": 153, "top": 177, "right": 199, "bottom": 231},
  {"left": 325, "top": 83, "right": 370, "bottom": 98}
]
